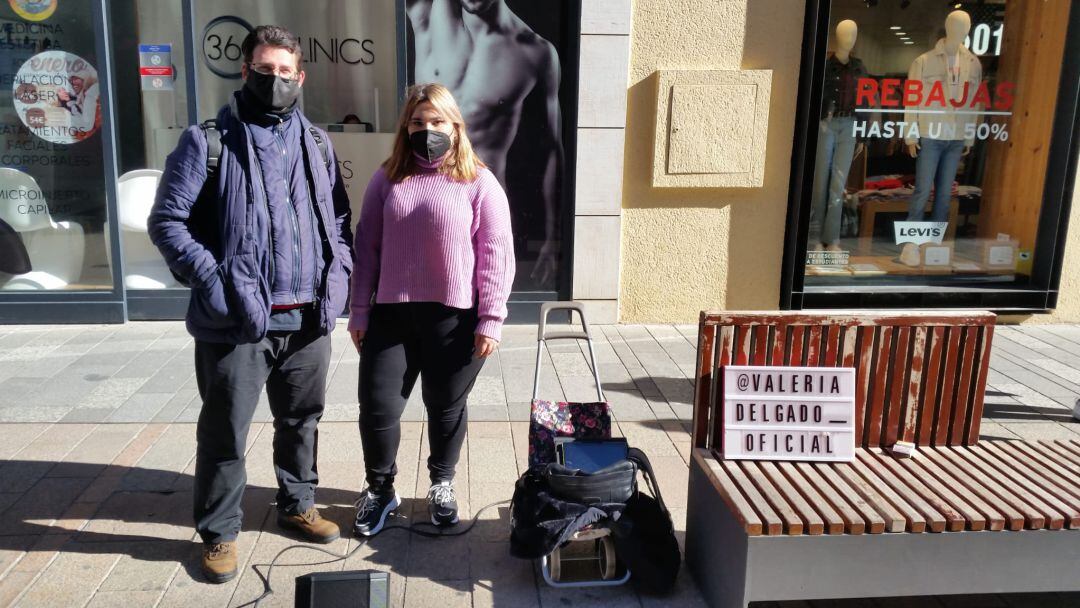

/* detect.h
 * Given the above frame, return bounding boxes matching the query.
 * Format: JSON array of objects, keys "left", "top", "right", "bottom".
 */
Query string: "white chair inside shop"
[
  {"left": 0, "top": 168, "right": 84, "bottom": 290},
  {"left": 115, "top": 169, "right": 177, "bottom": 289}
]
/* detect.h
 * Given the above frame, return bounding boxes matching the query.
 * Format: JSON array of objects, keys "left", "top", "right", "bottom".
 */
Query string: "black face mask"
[
  {"left": 243, "top": 68, "right": 301, "bottom": 114},
  {"left": 409, "top": 129, "right": 452, "bottom": 163}
]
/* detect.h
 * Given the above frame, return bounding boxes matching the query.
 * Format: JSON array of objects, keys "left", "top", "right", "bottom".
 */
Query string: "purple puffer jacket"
[{"left": 148, "top": 94, "right": 353, "bottom": 344}]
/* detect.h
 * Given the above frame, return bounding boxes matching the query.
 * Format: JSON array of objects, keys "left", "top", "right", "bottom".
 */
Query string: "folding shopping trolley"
[{"left": 529, "top": 301, "right": 631, "bottom": 587}]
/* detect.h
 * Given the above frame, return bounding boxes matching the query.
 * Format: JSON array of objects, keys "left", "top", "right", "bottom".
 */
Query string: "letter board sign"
[{"left": 723, "top": 366, "right": 856, "bottom": 462}]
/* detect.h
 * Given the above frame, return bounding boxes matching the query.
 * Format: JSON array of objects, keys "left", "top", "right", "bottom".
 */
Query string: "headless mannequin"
[
  {"left": 809, "top": 20, "right": 866, "bottom": 253},
  {"left": 900, "top": 10, "right": 979, "bottom": 266},
  {"left": 834, "top": 21, "right": 865, "bottom": 162},
  {"left": 907, "top": 11, "right": 973, "bottom": 159}
]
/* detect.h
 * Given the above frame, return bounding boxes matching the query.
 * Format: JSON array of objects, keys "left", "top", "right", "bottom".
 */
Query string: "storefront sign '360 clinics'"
[{"left": 723, "top": 366, "right": 855, "bottom": 462}]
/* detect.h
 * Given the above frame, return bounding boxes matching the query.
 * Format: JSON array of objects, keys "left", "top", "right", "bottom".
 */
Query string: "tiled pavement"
[{"left": 0, "top": 321, "right": 1078, "bottom": 607}]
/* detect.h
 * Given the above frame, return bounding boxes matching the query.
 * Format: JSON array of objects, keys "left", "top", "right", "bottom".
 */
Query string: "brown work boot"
[
  {"left": 277, "top": 507, "right": 340, "bottom": 543},
  {"left": 201, "top": 541, "right": 237, "bottom": 584}
]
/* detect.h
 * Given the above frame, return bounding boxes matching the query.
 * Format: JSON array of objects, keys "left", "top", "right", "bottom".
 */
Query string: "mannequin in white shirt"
[
  {"left": 906, "top": 11, "right": 975, "bottom": 159},
  {"left": 900, "top": 10, "right": 980, "bottom": 266}
]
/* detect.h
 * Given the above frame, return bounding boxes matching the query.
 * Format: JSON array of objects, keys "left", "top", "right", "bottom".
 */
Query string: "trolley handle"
[
  {"left": 537, "top": 301, "right": 591, "bottom": 341},
  {"left": 532, "top": 301, "right": 606, "bottom": 403}
]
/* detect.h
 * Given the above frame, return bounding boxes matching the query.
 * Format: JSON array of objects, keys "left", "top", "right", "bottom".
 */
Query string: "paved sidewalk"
[{"left": 0, "top": 321, "right": 1078, "bottom": 607}]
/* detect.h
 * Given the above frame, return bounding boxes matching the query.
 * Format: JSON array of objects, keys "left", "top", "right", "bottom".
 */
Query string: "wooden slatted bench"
[{"left": 684, "top": 311, "right": 1080, "bottom": 608}]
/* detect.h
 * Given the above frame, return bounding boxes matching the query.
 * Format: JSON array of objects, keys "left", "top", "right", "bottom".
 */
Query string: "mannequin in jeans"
[
  {"left": 900, "top": 10, "right": 980, "bottom": 266},
  {"left": 808, "top": 20, "right": 866, "bottom": 258}
]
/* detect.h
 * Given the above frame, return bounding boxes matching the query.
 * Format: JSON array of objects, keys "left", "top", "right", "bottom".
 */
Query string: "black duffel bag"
[
  {"left": 537, "top": 443, "right": 681, "bottom": 595},
  {"left": 610, "top": 448, "right": 681, "bottom": 595}
]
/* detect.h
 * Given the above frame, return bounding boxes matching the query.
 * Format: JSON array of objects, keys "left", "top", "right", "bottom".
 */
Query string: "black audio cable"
[{"left": 235, "top": 499, "right": 511, "bottom": 608}]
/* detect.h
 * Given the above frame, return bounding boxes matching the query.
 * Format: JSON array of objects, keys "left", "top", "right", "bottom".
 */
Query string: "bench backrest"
[{"left": 692, "top": 311, "right": 996, "bottom": 454}]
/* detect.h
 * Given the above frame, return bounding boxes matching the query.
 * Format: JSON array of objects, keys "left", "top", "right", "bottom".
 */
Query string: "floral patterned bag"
[{"left": 528, "top": 399, "right": 612, "bottom": 467}]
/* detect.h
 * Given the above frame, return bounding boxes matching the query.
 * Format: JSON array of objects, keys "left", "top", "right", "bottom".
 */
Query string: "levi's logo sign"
[{"left": 895, "top": 221, "right": 948, "bottom": 245}]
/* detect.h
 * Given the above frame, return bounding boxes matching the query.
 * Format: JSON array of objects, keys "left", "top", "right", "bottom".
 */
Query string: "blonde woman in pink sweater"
[{"left": 348, "top": 84, "right": 515, "bottom": 535}]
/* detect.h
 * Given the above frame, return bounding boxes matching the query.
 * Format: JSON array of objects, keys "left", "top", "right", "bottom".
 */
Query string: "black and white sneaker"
[
  {"left": 427, "top": 481, "right": 459, "bottom": 526},
  {"left": 352, "top": 487, "right": 401, "bottom": 537}
]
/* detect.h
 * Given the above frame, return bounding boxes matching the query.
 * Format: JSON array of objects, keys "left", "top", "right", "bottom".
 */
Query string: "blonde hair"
[{"left": 383, "top": 83, "right": 485, "bottom": 183}]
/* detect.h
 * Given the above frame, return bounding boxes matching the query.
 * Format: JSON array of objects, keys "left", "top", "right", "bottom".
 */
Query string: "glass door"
[
  {"left": 404, "top": 0, "right": 581, "bottom": 303},
  {"left": 106, "top": 0, "right": 193, "bottom": 319}
]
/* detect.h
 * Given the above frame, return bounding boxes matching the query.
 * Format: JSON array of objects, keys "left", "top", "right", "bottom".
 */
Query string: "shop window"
[
  {"left": 791, "top": 0, "right": 1077, "bottom": 309},
  {"left": 0, "top": 1, "right": 112, "bottom": 291},
  {"left": 192, "top": 0, "right": 400, "bottom": 207}
]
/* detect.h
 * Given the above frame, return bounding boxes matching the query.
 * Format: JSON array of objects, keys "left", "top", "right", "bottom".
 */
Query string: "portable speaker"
[{"left": 294, "top": 571, "right": 389, "bottom": 608}]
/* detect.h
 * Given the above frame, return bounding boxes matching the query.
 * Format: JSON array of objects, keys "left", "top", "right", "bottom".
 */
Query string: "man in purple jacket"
[{"left": 148, "top": 25, "right": 353, "bottom": 584}]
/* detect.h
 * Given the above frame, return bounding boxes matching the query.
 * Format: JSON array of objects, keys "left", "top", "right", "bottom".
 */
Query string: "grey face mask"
[{"left": 409, "top": 129, "right": 452, "bottom": 163}]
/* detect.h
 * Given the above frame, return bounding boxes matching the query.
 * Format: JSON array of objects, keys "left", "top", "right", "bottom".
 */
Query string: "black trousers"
[
  {"left": 192, "top": 313, "right": 330, "bottom": 544},
  {"left": 359, "top": 302, "right": 485, "bottom": 490}
]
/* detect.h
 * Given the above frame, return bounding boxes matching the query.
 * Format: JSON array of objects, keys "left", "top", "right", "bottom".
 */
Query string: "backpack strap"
[
  {"left": 200, "top": 119, "right": 222, "bottom": 174},
  {"left": 627, "top": 447, "right": 670, "bottom": 515},
  {"left": 307, "top": 126, "right": 331, "bottom": 170},
  {"left": 200, "top": 120, "right": 329, "bottom": 174}
]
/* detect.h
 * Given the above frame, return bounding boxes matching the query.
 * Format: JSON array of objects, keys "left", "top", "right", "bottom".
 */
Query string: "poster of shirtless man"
[{"left": 406, "top": 0, "right": 577, "bottom": 293}]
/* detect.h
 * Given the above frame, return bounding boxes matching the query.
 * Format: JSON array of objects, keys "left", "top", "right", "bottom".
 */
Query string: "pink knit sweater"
[{"left": 348, "top": 158, "right": 515, "bottom": 340}]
